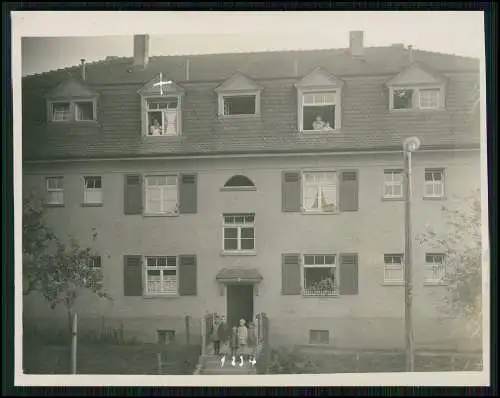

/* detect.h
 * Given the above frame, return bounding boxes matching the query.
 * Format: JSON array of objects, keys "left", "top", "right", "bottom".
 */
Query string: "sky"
[{"left": 15, "top": 11, "right": 485, "bottom": 76}]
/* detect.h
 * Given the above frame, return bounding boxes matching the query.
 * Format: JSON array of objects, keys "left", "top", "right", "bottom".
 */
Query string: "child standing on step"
[
  {"left": 237, "top": 318, "right": 248, "bottom": 354},
  {"left": 230, "top": 326, "right": 239, "bottom": 358},
  {"left": 247, "top": 321, "right": 256, "bottom": 351}
]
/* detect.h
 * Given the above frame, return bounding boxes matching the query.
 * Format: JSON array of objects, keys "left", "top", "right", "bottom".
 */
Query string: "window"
[
  {"left": 51, "top": 102, "right": 71, "bottom": 121},
  {"left": 83, "top": 176, "right": 102, "bottom": 204},
  {"left": 223, "top": 213, "right": 255, "bottom": 252},
  {"left": 223, "top": 175, "right": 255, "bottom": 189},
  {"left": 223, "top": 95, "right": 256, "bottom": 116},
  {"left": 419, "top": 89, "right": 441, "bottom": 109},
  {"left": 425, "top": 253, "right": 446, "bottom": 283},
  {"left": 301, "top": 92, "right": 337, "bottom": 131},
  {"left": 46, "top": 177, "right": 64, "bottom": 205},
  {"left": 88, "top": 256, "right": 102, "bottom": 270},
  {"left": 424, "top": 168, "right": 445, "bottom": 198},
  {"left": 384, "top": 254, "right": 404, "bottom": 283},
  {"left": 383, "top": 169, "right": 403, "bottom": 199},
  {"left": 75, "top": 101, "right": 95, "bottom": 121},
  {"left": 145, "top": 256, "right": 178, "bottom": 295},
  {"left": 157, "top": 330, "right": 176, "bottom": 345},
  {"left": 303, "top": 172, "right": 337, "bottom": 213},
  {"left": 146, "top": 97, "right": 180, "bottom": 136},
  {"left": 145, "top": 175, "right": 178, "bottom": 214},
  {"left": 303, "top": 254, "right": 337, "bottom": 296},
  {"left": 390, "top": 87, "right": 443, "bottom": 110},
  {"left": 309, "top": 330, "right": 329, "bottom": 345}
]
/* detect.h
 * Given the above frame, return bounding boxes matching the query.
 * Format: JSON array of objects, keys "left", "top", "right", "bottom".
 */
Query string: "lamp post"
[{"left": 403, "top": 136, "right": 420, "bottom": 372}]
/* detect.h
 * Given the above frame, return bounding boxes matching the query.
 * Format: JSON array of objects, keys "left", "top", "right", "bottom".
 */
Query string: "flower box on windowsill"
[{"left": 302, "top": 290, "right": 339, "bottom": 297}]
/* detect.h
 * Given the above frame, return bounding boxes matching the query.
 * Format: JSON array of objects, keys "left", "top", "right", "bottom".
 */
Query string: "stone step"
[{"left": 201, "top": 367, "right": 257, "bottom": 375}]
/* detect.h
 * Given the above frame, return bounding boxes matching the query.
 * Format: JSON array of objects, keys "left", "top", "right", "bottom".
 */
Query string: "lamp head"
[{"left": 403, "top": 136, "right": 421, "bottom": 152}]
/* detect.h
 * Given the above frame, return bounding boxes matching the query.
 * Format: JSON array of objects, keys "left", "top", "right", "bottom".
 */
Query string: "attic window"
[
  {"left": 215, "top": 72, "right": 262, "bottom": 118},
  {"left": 75, "top": 101, "right": 95, "bottom": 121},
  {"left": 223, "top": 95, "right": 256, "bottom": 116},
  {"left": 52, "top": 102, "right": 71, "bottom": 122},
  {"left": 391, "top": 87, "right": 442, "bottom": 110},
  {"left": 222, "top": 175, "right": 256, "bottom": 190}
]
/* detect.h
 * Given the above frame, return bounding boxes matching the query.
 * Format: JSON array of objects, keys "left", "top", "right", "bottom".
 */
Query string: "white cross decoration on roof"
[{"left": 153, "top": 72, "right": 173, "bottom": 96}]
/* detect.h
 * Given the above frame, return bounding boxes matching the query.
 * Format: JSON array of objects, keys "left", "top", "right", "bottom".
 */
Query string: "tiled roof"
[
  {"left": 23, "top": 46, "right": 479, "bottom": 88},
  {"left": 215, "top": 268, "right": 263, "bottom": 283}
]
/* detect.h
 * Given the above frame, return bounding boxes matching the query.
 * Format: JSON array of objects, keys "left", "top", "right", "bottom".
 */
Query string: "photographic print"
[{"left": 13, "top": 11, "right": 489, "bottom": 387}]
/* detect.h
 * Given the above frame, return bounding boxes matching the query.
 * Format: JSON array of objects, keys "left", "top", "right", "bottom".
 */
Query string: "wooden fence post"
[
  {"left": 71, "top": 312, "right": 78, "bottom": 375},
  {"left": 185, "top": 315, "right": 191, "bottom": 345}
]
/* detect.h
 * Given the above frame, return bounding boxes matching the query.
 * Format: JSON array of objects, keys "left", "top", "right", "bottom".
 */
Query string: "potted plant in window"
[{"left": 310, "top": 277, "right": 336, "bottom": 296}]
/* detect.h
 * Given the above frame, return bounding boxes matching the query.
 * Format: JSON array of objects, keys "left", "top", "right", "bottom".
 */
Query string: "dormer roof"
[
  {"left": 137, "top": 74, "right": 185, "bottom": 96},
  {"left": 295, "top": 67, "right": 344, "bottom": 90},
  {"left": 215, "top": 71, "right": 263, "bottom": 93},
  {"left": 44, "top": 77, "right": 99, "bottom": 99},
  {"left": 385, "top": 61, "right": 446, "bottom": 87}
]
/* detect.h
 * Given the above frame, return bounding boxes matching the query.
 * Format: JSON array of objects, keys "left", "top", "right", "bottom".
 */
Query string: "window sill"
[
  {"left": 220, "top": 250, "right": 257, "bottom": 257},
  {"left": 306, "top": 342, "right": 331, "bottom": 346},
  {"left": 301, "top": 210, "right": 339, "bottom": 215},
  {"left": 81, "top": 202, "right": 103, "bottom": 207},
  {"left": 389, "top": 108, "right": 445, "bottom": 113},
  {"left": 143, "top": 134, "right": 182, "bottom": 139},
  {"left": 45, "top": 203, "right": 64, "bottom": 208},
  {"left": 220, "top": 186, "right": 257, "bottom": 192},
  {"left": 143, "top": 294, "right": 179, "bottom": 299},
  {"left": 218, "top": 114, "right": 261, "bottom": 120},
  {"left": 298, "top": 129, "right": 338, "bottom": 134},
  {"left": 423, "top": 196, "right": 447, "bottom": 201},
  {"left": 381, "top": 281, "right": 405, "bottom": 286},
  {"left": 143, "top": 212, "right": 179, "bottom": 217},
  {"left": 302, "top": 294, "right": 339, "bottom": 298},
  {"left": 49, "top": 120, "right": 100, "bottom": 126},
  {"left": 423, "top": 281, "right": 448, "bottom": 287},
  {"left": 381, "top": 196, "right": 404, "bottom": 202}
]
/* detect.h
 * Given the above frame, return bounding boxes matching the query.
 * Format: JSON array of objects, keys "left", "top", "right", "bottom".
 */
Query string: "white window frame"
[
  {"left": 383, "top": 169, "right": 404, "bottom": 199},
  {"left": 424, "top": 253, "right": 446, "bottom": 284},
  {"left": 83, "top": 176, "right": 103, "bottom": 204},
  {"left": 144, "top": 256, "right": 178, "bottom": 296},
  {"left": 302, "top": 171, "right": 338, "bottom": 213},
  {"left": 297, "top": 89, "right": 341, "bottom": 132},
  {"left": 302, "top": 254, "right": 338, "bottom": 297},
  {"left": 45, "top": 176, "right": 64, "bottom": 205},
  {"left": 389, "top": 85, "right": 445, "bottom": 111},
  {"left": 144, "top": 175, "right": 179, "bottom": 215},
  {"left": 424, "top": 168, "right": 445, "bottom": 198},
  {"left": 383, "top": 254, "right": 404, "bottom": 283},
  {"left": 48, "top": 98, "right": 98, "bottom": 122},
  {"left": 144, "top": 96, "right": 182, "bottom": 137},
  {"left": 222, "top": 213, "right": 256, "bottom": 253},
  {"left": 88, "top": 255, "right": 102, "bottom": 270},
  {"left": 218, "top": 91, "right": 261, "bottom": 117}
]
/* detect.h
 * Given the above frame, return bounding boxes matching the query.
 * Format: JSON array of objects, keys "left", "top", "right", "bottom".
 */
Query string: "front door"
[{"left": 226, "top": 284, "right": 254, "bottom": 329}]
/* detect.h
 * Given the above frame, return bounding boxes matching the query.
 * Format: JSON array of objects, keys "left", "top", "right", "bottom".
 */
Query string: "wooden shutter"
[
  {"left": 124, "top": 174, "right": 142, "bottom": 215},
  {"left": 282, "top": 254, "right": 301, "bottom": 295},
  {"left": 339, "top": 253, "right": 359, "bottom": 295},
  {"left": 339, "top": 170, "right": 359, "bottom": 212},
  {"left": 178, "top": 255, "right": 197, "bottom": 296},
  {"left": 179, "top": 174, "right": 198, "bottom": 214},
  {"left": 282, "top": 171, "right": 301, "bottom": 212},
  {"left": 124, "top": 255, "right": 142, "bottom": 296}
]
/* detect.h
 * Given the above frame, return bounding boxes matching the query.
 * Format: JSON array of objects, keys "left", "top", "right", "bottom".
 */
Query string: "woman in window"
[
  {"left": 312, "top": 115, "right": 325, "bottom": 130},
  {"left": 149, "top": 118, "right": 162, "bottom": 136}
]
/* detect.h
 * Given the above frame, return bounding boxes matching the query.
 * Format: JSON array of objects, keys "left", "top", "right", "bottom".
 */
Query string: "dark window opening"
[
  {"left": 75, "top": 102, "right": 94, "bottom": 121},
  {"left": 393, "top": 89, "right": 414, "bottom": 109},
  {"left": 223, "top": 95, "right": 256, "bottom": 116},
  {"left": 157, "top": 330, "right": 176, "bottom": 345},
  {"left": 309, "top": 329, "right": 329, "bottom": 344},
  {"left": 224, "top": 175, "right": 255, "bottom": 188},
  {"left": 303, "top": 105, "right": 335, "bottom": 131}
]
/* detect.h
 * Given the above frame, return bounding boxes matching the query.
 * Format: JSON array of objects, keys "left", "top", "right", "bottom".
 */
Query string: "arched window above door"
[{"left": 222, "top": 175, "right": 256, "bottom": 191}]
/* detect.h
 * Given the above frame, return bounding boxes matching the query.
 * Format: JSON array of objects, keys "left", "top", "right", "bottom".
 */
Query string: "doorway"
[{"left": 226, "top": 284, "right": 254, "bottom": 329}]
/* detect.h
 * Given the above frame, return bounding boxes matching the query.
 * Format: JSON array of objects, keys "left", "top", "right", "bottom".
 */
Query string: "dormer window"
[
  {"left": 45, "top": 78, "right": 99, "bottom": 123},
  {"left": 295, "top": 67, "right": 344, "bottom": 132},
  {"left": 215, "top": 72, "right": 262, "bottom": 118},
  {"left": 138, "top": 74, "right": 184, "bottom": 137},
  {"left": 387, "top": 63, "right": 445, "bottom": 111}
]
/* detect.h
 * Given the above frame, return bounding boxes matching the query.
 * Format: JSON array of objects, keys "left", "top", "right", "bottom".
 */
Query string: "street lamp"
[{"left": 403, "top": 136, "right": 420, "bottom": 372}]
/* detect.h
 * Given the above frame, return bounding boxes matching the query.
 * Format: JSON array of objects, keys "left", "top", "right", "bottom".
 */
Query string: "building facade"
[{"left": 22, "top": 33, "right": 481, "bottom": 350}]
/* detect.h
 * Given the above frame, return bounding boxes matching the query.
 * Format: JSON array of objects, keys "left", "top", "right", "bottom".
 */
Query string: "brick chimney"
[
  {"left": 349, "top": 30, "right": 364, "bottom": 57},
  {"left": 133, "top": 35, "right": 150, "bottom": 68}
]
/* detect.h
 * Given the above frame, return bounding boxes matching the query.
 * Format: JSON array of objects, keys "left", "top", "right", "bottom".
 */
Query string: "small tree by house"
[
  {"left": 417, "top": 189, "right": 483, "bottom": 343},
  {"left": 23, "top": 193, "right": 111, "bottom": 335}
]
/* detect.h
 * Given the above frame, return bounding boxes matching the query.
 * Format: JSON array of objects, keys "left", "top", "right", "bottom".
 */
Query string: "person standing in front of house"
[
  {"left": 230, "top": 326, "right": 239, "bottom": 358},
  {"left": 211, "top": 316, "right": 222, "bottom": 355},
  {"left": 217, "top": 315, "right": 229, "bottom": 353},
  {"left": 237, "top": 318, "right": 248, "bottom": 354}
]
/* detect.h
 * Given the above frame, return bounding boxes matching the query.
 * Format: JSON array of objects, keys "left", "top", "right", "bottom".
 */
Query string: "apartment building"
[{"left": 22, "top": 32, "right": 481, "bottom": 350}]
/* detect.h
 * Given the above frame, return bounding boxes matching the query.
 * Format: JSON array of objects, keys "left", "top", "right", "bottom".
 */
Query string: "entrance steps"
[{"left": 198, "top": 354, "right": 257, "bottom": 375}]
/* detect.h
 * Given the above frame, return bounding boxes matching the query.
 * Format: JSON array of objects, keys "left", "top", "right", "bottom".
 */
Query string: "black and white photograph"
[{"left": 13, "top": 11, "right": 489, "bottom": 386}]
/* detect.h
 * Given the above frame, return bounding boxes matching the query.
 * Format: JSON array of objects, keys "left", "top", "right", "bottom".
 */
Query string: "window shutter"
[
  {"left": 124, "top": 255, "right": 142, "bottom": 296},
  {"left": 124, "top": 174, "right": 142, "bottom": 215},
  {"left": 178, "top": 255, "right": 197, "bottom": 296},
  {"left": 282, "top": 254, "right": 301, "bottom": 295},
  {"left": 282, "top": 171, "right": 301, "bottom": 212},
  {"left": 339, "top": 253, "right": 359, "bottom": 295},
  {"left": 179, "top": 174, "right": 198, "bottom": 214},
  {"left": 339, "top": 170, "right": 359, "bottom": 212}
]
